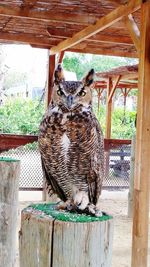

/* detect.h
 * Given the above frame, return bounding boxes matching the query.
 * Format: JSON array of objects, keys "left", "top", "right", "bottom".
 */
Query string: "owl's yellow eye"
[
  {"left": 57, "top": 89, "right": 63, "bottom": 96},
  {"left": 78, "top": 90, "right": 86, "bottom": 97}
]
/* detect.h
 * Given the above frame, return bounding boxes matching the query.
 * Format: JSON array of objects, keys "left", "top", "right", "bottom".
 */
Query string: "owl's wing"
[
  {"left": 87, "top": 115, "right": 104, "bottom": 205},
  {"left": 41, "top": 157, "right": 67, "bottom": 202}
]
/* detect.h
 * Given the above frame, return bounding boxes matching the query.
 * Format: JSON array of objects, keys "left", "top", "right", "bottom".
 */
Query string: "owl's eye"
[
  {"left": 57, "top": 89, "right": 64, "bottom": 96},
  {"left": 77, "top": 89, "right": 86, "bottom": 97}
]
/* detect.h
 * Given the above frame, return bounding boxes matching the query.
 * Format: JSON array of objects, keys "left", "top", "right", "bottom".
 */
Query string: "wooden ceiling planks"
[
  {"left": 50, "top": 0, "right": 142, "bottom": 55},
  {"left": 96, "top": 64, "right": 138, "bottom": 78},
  {"left": 0, "top": 0, "right": 141, "bottom": 57}
]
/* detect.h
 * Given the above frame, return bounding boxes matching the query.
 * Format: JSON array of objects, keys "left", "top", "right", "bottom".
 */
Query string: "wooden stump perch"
[
  {"left": 19, "top": 203, "right": 113, "bottom": 267},
  {"left": 0, "top": 157, "right": 20, "bottom": 267}
]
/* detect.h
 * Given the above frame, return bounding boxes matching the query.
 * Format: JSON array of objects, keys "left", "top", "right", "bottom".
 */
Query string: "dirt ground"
[{"left": 15, "top": 190, "right": 150, "bottom": 267}]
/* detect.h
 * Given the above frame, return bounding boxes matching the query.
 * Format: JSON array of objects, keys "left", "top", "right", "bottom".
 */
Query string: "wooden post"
[
  {"left": 46, "top": 53, "right": 56, "bottom": 107},
  {"left": 97, "top": 89, "right": 101, "bottom": 112},
  {"left": 43, "top": 53, "right": 56, "bottom": 201},
  {"left": 128, "top": 135, "right": 135, "bottom": 218},
  {"left": 131, "top": 3, "right": 150, "bottom": 267},
  {"left": 105, "top": 78, "right": 112, "bottom": 139},
  {"left": 105, "top": 79, "right": 113, "bottom": 178},
  {"left": 58, "top": 51, "right": 65, "bottom": 64},
  {"left": 19, "top": 204, "right": 113, "bottom": 267},
  {"left": 0, "top": 157, "right": 20, "bottom": 267}
]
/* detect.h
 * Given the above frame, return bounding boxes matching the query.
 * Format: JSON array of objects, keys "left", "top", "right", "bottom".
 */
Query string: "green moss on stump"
[
  {"left": 29, "top": 203, "right": 113, "bottom": 223},
  {"left": 0, "top": 157, "right": 20, "bottom": 162}
]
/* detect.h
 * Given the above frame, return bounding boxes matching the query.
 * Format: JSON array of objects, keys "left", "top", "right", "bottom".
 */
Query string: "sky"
[{"left": 3, "top": 44, "right": 48, "bottom": 87}]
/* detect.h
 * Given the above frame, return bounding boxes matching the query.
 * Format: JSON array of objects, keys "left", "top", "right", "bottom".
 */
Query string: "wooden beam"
[
  {"left": 46, "top": 54, "right": 56, "bottom": 107},
  {"left": 120, "top": 73, "right": 138, "bottom": 80},
  {"left": 107, "top": 0, "right": 129, "bottom": 4},
  {"left": 104, "top": 138, "right": 131, "bottom": 151},
  {"left": 21, "top": 0, "right": 37, "bottom": 9},
  {"left": 96, "top": 71, "right": 138, "bottom": 80},
  {"left": 50, "top": 0, "right": 142, "bottom": 55},
  {"left": 108, "top": 75, "right": 121, "bottom": 102},
  {"left": 69, "top": 47, "right": 137, "bottom": 58},
  {"left": 124, "top": 14, "right": 140, "bottom": 52},
  {"left": 0, "top": 4, "right": 96, "bottom": 25},
  {"left": 47, "top": 28, "right": 133, "bottom": 46},
  {"left": 0, "top": 32, "right": 137, "bottom": 58},
  {"left": 0, "top": 134, "right": 38, "bottom": 152},
  {"left": 121, "top": 88, "right": 132, "bottom": 96},
  {"left": 131, "top": 3, "right": 150, "bottom": 267},
  {"left": 105, "top": 78, "right": 113, "bottom": 139},
  {"left": 94, "top": 81, "right": 138, "bottom": 89},
  {"left": 0, "top": 32, "right": 59, "bottom": 47},
  {"left": 58, "top": 51, "right": 65, "bottom": 64},
  {"left": 96, "top": 88, "right": 104, "bottom": 112}
]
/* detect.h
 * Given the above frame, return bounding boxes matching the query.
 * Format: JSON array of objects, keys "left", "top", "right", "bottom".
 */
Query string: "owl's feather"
[
  {"left": 39, "top": 104, "right": 104, "bottom": 205},
  {"left": 39, "top": 67, "right": 104, "bottom": 213}
]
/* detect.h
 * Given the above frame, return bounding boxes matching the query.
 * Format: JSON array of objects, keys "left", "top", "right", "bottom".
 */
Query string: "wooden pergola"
[
  {"left": 0, "top": 1, "right": 149, "bottom": 267},
  {"left": 95, "top": 64, "right": 138, "bottom": 138}
]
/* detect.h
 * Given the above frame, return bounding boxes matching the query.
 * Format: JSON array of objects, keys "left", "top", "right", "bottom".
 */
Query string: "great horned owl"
[{"left": 39, "top": 65, "right": 104, "bottom": 216}]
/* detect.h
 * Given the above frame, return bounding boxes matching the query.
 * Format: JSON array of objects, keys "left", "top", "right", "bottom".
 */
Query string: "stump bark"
[
  {"left": 19, "top": 204, "right": 113, "bottom": 267},
  {"left": 0, "top": 157, "right": 20, "bottom": 267}
]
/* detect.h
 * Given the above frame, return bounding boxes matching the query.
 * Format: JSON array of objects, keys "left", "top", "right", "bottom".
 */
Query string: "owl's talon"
[
  {"left": 86, "top": 204, "right": 102, "bottom": 217},
  {"left": 87, "top": 204, "right": 96, "bottom": 215},
  {"left": 56, "top": 200, "right": 72, "bottom": 211},
  {"left": 73, "top": 190, "right": 89, "bottom": 210},
  {"left": 95, "top": 209, "right": 103, "bottom": 217},
  {"left": 66, "top": 203, "right": 74, "bottom": 211}
]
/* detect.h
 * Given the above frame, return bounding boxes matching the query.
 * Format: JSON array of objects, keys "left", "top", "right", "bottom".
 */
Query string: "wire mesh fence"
[
  {"left": 0, "top": 141, "right": 131, "bottom": 190},
  {"left": 0, "top": 142, "right": 43, "bottom": 190},
  {"left": 103, "top": 144, "right": 131, "bottom": 189}
]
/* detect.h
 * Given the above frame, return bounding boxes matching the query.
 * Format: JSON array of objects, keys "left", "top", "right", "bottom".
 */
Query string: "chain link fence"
[
  {"left": 0, "top": 142, "right": 43, "bottom": 190},
  {"left": 103, "top": 144, "right": 131, "bottom": 189},
  {"left": 0, "top": 141, "right": 131, "bottom": 190}
]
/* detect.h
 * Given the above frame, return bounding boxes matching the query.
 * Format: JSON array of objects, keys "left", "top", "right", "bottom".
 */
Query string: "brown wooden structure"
[
  {"left": 0, "top": 134, "right": 131, "bottom": 153},
  {"left": 95, "top": 64, "right": 138, "bottom": 138},
  {"left": 0, "top": 1, "right": 149, "bottom": 267}
]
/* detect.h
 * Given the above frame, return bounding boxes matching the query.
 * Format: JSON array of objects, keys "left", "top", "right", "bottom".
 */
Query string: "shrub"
[
  {"left": 0, "top": 98, "right": 136, "bottom": 139},
  {"left": 0, "top": 98, "right": 44, "bottom": 134}
]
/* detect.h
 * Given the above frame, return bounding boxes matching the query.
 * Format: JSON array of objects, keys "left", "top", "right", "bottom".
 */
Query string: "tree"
[{"left": 63, "top": 52, "right": 138, "bottom": 80}]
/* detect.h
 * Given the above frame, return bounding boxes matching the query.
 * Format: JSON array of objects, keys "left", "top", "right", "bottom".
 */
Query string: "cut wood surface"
[
  {"left": 0, "top": 157, "right": 20, "bottom": 267},
  {"left": 19, "top": 203, "right": 113, "bottom": 267}
]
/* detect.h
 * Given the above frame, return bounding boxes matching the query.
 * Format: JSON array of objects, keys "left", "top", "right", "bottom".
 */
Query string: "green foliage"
[
  {"left": 94, "top": 106, "right": 136, "bottom": 139},
  {"left": 111, "top": 108, "right": 136, "bottom": 139},
  {"left": 63, "top": 52, "right": 138, "bottom": 80},
  {"left": 0, "top": 98, "right": 136, "bottom": 139},
  {"left": 0, "top": 98, "right": 44, "bottom": 134}
]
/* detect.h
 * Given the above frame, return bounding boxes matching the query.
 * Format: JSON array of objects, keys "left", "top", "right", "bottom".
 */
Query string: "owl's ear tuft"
[
  {"left": 54, "top": 64, "right": 65, "bottom": 84},
  {"left": 83, "top": 69, "right": 95, "bottom": 86}
]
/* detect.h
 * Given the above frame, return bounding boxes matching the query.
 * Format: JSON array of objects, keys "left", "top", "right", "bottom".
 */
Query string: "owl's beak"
[{"left": 66, "top": 95, "right": 74, "bottom": 109}]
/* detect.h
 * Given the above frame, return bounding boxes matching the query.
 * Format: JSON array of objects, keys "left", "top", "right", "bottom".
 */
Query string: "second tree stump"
[{"left": 19, "top": 203, "right": 113, "bottom": 267}]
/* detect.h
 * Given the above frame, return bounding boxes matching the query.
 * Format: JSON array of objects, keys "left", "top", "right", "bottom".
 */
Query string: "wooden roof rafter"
[
  {"left": 0, "top": 4, "right": 97, "bottom": 25},
  {"left": 50, "top": 0, "right": 142, "bottom": 55},
  {"left": 124, "top": 14, "right": 140, "bottom": 52},
  {"left": 47, "top": 28, "right": 134, "bottom": 46},
  {"left": 96, "top": 64, "right": 138, "bottom": 79},
  {"left": 0, "top": 1, "right": 142, "bottom": 57},
  {"left": 94, "top": 64, "right": 138, "bottom": 93},
  {"left": 108, "top": 75, "right": 121, "bottom": 102},
  {"left": 94, "top": 82, "right": 138, "bottom": 89}
]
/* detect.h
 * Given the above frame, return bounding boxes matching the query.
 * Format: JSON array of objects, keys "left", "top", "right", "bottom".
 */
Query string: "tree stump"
[
  {"left": 0, "top": 157, "right": 20, "bottom": 267},
  {"left": 19, "top": 203, "right": 113, "bottom": 267}
]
